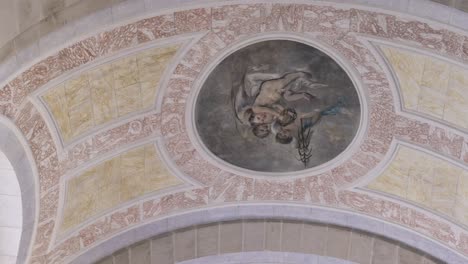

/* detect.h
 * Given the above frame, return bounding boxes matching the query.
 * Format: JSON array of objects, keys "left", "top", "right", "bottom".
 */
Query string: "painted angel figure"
[{"left": 232, "top": 64, "right": 328, "bottom": 138}]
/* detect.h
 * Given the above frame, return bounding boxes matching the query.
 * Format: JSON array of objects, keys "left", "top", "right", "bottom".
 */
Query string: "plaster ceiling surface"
[{"left": 2, "top": 1, "right": 468, "bottom": 264}]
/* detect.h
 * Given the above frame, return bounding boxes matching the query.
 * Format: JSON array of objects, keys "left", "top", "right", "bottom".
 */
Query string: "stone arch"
[
  {"left": 70, "top": 204, "right": 464, "bottom": 263},
  {"left": 0, "top": 117, "right": 37, "bottom": 264}
]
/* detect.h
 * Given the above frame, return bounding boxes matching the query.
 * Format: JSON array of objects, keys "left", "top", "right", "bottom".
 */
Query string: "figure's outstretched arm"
[
  {"left": 283, "top": 90, "right": 315, "bottom": 101},
  {"left": 244, "top": 71, "right": 283, "bottom": 97},
  {"left": 251, "top": 106, "right": 281, "bottom": 117},
  {"left": 288, "top": 77, "right": 328, "bottom": 92}
]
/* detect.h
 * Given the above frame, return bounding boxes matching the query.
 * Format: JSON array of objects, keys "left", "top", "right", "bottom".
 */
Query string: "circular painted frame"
[{"left": 186, "top": 33, "right": 369, "bottom": 179}]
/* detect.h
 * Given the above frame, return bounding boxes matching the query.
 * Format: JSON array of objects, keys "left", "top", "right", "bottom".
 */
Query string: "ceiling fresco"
[
  {"left": 367, "top": 144, "right": 468, "bottom": 227},
  {"left": 60, "top": 143, "right": 184, "bottom": 234},
  {"left": 42, "top": 44, "right": 181, "bottom": 144},
  {"left": 1, "top": 1, "right": 468, "bottom": 264},
  {"left": 381, "top": 45, "right": 468, "bottom": 129},
  {"left": 195, "top": 40, "right": 360, "bottom": 172}
]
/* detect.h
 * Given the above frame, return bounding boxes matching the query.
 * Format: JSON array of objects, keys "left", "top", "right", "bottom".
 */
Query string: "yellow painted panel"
[
  {"left": 367, "top": 145, "right": 468, "bottom": 226},
  {"left": 61, "top": 144, "right": 184, "bottom": 232},
  {"left": 144, "top": 145, "right": 182, "bottom": 193},
  {"left": 68, "top": 100, "right": 94, "bottom": 138},
  {"left": 381, "top": 47, "right": 424, "bottom": 110},
  {"left": 418, "top": 58, "right": 449, "bottom": 118},
  {"left": 89, "top": 64, "right": 117, "bottom": 126},
  {"left": 381, "top": 45, "right": 468, "bottom": 130},
  {"left": 120, "top": 147, "right": 146, "bottom": 201},
  {"left": 42, "top": 43, "right": 181, "bottom": 143},
  {"left": 421, "top": 57, "right": 450, "bottom": 90},
  {"left": 455, "top": 172, "right": 468, "bottom": 224},
  {"left": 116, "top": 83, "right": 142, "bottom": 117},
  {"left": 65, "top": 74, "right": 91, "bottom": 108},
  {"left": 367, "top": 163, "right": 408, "bottom": 197},
  {"left": 43, "top": 84, "right": 72, "bottom": 141},
  {"left": 113, "top": 56, "right": 139, "bottom": 89},
  {"left": 417, "top": 85, "right": 445, "bottom": 118},
  {"left": 137, "top": 45, "right": 179, "bottom": 108}
]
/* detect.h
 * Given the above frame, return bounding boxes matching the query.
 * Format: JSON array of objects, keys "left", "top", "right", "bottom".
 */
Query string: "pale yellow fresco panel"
[
  {"left": 368, "top": 171, "right": 408, "bottom": 198},
  {"left": 120, "top": 147, "right": 146, "bottom": 201},
  {"left": 61, "top": 161, "right": 105, "bottom": 230},
  {"left": 116, "top": 83, "right": 142, "bottom": 117},
  {"left": 65, "top": 74, "right": 91, "bottom": 108},
  {"left": 455, "top": 172, "right": 468, "bottom": 225},
  {"left": 398, "top": 74, "right": 421, "bottom": 110},
  {"left": 408, "top": 149, "right": 435, "bottom": 169},
  {"left": 432, "top": 164, "right": 460, "bottom": 201},
  {"left": 367, "top": 164, "right": 408, "bottom": 198},
  {"left": 367, "top": 177, "right": 389, "bottom": 194},
  {"left": 113, "top": 56, "right": 139, "bottom": 89},
  {"left": 443, "top": 104, "right": 468, "bottom": 130},
  {"left": 417, "top": 57, "right": 450, "bottom": 118},
  {"left": 457, "top": 171, "right": 468, "bottom": 200},
  {"left": 43, "top": 84, "right": 73, "bottom": 141},
  {"left": 144, "top": 145, "right": 183, "bottom": 193},
  {"left": 381, "top": 47, "right": 425, "bottom": 85},
  {"left": 137, "top": 45, "right": 179, "bottom": 84},
  {"left": 431, "top": 164, "right": 460, "bottom": 216},
  {"left": 407, "top": 166, "right": 433, "bottom": 206},
  {"left": 453, "top": 202, "right": 468, "bottom": 226},
  {"left": 62, "top": 191, "right": 97, "bottom": 230},
  {"left": 45, "top": 46, "right": 182, "bottom": 143},
  {"left": 444, "top": 66, "right": 468, "bottom": 129},
  {"left": 421, "top": 57, "right": 450, "bottom": 90},
  {"left": 68, "top": 100, "right": 94, "bottom": 138},
  {"left": 62, "top": 170, "right": 99, "bottom": 230},
  {"left": 417, "top": 85, "right": 445, "bottom": 119},
  {"left": 137, "top": 46, "right": 179, "bottom": 109},
  {"left": 432, "top": 200, "right": 455, "bottom": 216},
  {"left": 367, "top": 146, "right": 419, "bottom": 198},
  {"left": 393, "top": 147, "right": 416, "bottom": 173},
  {"left": 95, "top": 163, "right": 121, "bottom": 212},
  {"left": 447, "top": 66, "right": 468, "bottom": 105},
  {"left": 88, "top": 63, "right": 114, "bottom": 84},
  {"left": 91, "top": 78, "right": 117, "bottom": 126},
  {"left": 61, "top": 147, "right": 186, "bottom": 231},
  {"left": 381, "top": 47, "right": 425, "bottom": 110},
  {"left": 140, "top": 81, "right": 157, "bottom": 109},
  {"left": 96, "top": 159, "right": 121, "bottom": 188}
]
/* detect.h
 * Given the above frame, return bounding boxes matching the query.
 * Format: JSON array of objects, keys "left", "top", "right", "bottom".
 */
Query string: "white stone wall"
[{"left": 0, "top": 151, "right": 22, "bottom": 264}]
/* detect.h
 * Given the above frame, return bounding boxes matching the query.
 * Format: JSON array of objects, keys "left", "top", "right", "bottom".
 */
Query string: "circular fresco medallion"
[{"left": 195, "top": 40, "right": 360, "bottom": 172}]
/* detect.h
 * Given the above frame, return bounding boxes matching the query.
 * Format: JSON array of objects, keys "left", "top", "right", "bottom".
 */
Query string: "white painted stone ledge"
[{"left": 177, "top": 251, "right": 356, "bottom": 264}]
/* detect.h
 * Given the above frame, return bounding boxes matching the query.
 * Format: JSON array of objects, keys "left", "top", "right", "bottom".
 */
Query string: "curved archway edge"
[
  {"left": 0, "top": 117, "right": 37, "bottom": 264},
  {"left": 70, "top": 204, "right": 467, "bottom": 264}
]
